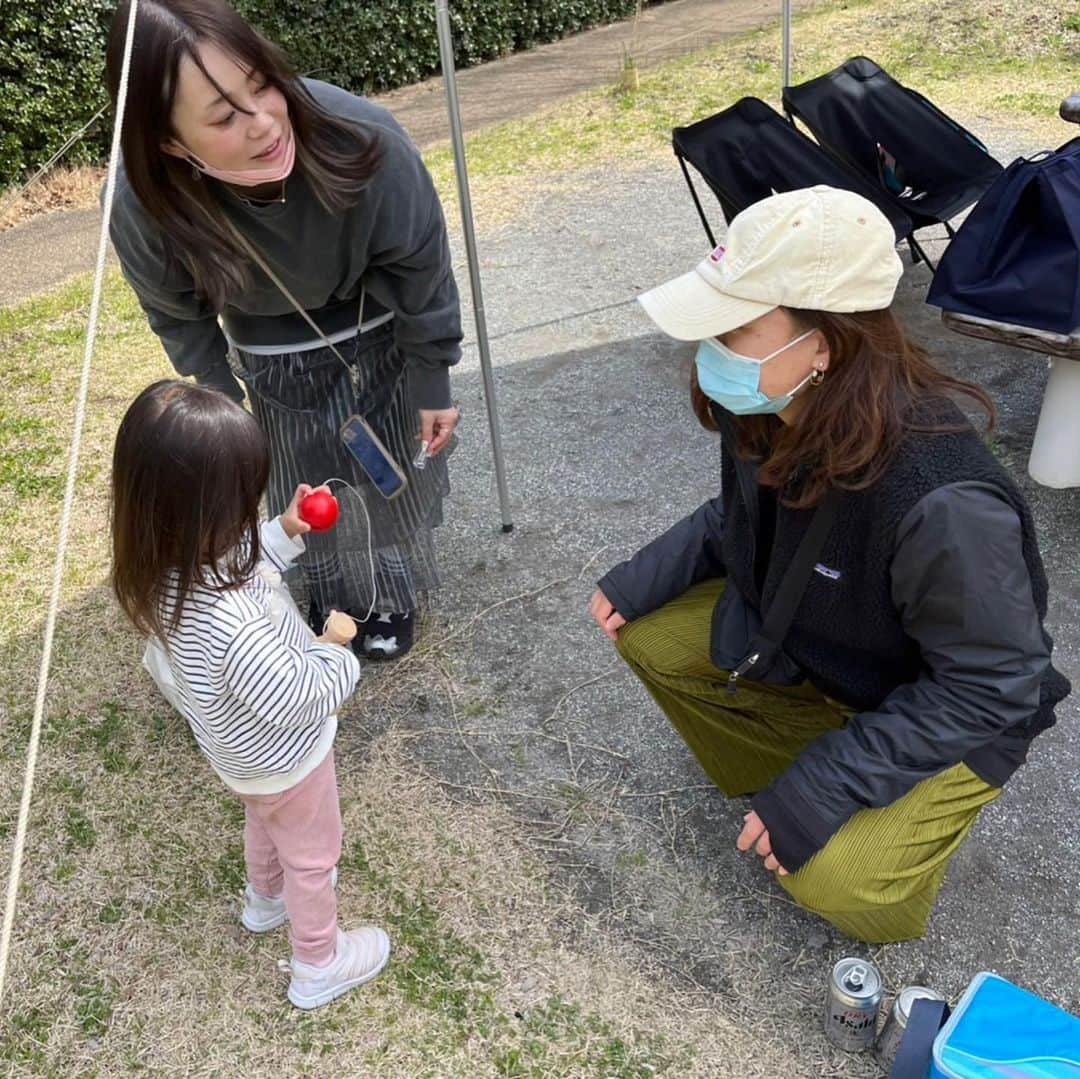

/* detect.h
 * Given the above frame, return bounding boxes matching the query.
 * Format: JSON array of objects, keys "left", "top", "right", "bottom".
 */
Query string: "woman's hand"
[
  {"left": 419, "top": 407, "right": 460, "bottom": 456},
  {"left": 589, "top": 589, "right": 627, "bottom": 642},
  {"left": 280, "top": 483, "right": 324, "bottom": 539},
  {"left": 736, "top": 810, "right": 789, "bottom": 876}
]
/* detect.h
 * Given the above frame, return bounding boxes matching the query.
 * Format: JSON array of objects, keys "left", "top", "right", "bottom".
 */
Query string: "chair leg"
[
  {"left": 908, "top": 234, "right": 937, "bottom": 272},
  {"left": 677, "top": 154, "right": 718, "bottom": 249},
  {"left": 944, "top": 221, "right": 957, "bottom": 239}
]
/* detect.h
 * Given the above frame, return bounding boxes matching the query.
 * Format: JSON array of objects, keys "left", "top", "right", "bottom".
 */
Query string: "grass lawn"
[
  {"left": 0, "top": 284, "right": 739, "bottom": 1074},
  {"left": 1, "top": 0, "right": 1077, "bottom": 1073}
]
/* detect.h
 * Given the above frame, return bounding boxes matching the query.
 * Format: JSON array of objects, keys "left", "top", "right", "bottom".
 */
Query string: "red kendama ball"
[{"left": 298, "top": 490, "right": 339, "bottom": 532}]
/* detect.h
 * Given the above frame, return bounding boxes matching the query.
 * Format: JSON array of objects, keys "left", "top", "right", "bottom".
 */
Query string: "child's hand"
[{"left": 280, "top": 483, "right": 325, "bottom": 539}]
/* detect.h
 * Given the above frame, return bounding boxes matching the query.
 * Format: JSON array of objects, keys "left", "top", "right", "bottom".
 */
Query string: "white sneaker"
[
  {"left": 240, "top": 866, "right": 339, "bottom": 933},
  {"left": 285, "top": 926, "right": 391, "bottom": 1010}
]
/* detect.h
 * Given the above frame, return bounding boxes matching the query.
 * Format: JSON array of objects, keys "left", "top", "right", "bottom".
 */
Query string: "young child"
[{"left": 111, "top": 379, "right": 390, "bottom": 1009}]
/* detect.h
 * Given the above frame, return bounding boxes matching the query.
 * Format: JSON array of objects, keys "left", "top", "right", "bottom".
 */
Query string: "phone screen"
[{"left": 340, "top": 416, "right": 407, "bottom": 500}]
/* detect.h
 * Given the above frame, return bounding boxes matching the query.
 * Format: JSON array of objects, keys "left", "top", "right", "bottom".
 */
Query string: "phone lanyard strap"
[{"left": 220, "top": 213, "right": 364, "bottom": 392}]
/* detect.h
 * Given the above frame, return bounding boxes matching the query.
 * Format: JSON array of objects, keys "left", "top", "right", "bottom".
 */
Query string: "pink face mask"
[{"left": 181, "top": 129, "right": 296, "bottom": 186}]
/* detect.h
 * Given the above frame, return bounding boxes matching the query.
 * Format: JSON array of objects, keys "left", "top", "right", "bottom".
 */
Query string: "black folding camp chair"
[
  {"left": 783, "top": 57, "right": 1003, "bottom": 249},
  {"left": 673, "top": 97, "right": 913, "bottom": 254}
]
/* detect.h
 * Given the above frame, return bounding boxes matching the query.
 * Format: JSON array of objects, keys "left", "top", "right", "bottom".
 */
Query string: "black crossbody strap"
[
  {"left": 759, "top": 487, "right": 842, "bottom": 646},
  {"left": 725, "top": 487, "right": 844, "bottom": 692}
]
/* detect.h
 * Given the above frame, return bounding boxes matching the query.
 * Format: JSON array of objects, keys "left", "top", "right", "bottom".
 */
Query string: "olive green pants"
[{"left": 616, "top": 579, "right": 1000, "bottom": 943}]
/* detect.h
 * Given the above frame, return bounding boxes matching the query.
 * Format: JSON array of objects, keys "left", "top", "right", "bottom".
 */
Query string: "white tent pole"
[
  {"left": 782, "top": 0, "right": 792, "bottom": 91},
  {"left": 433, "top": 0, "right": 514, "bottom": 533}
]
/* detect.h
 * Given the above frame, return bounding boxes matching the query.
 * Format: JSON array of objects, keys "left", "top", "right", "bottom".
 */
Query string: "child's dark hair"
[{"left": 111, "top": 380, "right": 270, "bottom": 641}]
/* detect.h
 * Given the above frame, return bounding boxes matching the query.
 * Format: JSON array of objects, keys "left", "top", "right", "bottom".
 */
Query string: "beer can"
[
  {"left": 824, "top": 957, "right": 884, "bottom": 1051},
  {"left": 874, "top": 985, "right": 946, "bottom": 1071}
]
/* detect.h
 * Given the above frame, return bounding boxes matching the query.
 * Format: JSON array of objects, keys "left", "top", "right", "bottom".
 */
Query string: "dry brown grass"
[
  {"left": 0, "top": 166, "right": 106, "bottom": 231},
  {"left": 0, "top": 270, "right": 809, "bottom": 1076},
  {"left": 1, "top": 684, "right": 803, "bottom": 1075}
]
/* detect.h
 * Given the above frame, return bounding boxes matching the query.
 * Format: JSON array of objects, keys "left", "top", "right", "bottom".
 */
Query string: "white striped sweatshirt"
[{"left": 146, "top": 518, "right": 360, "bottom": 795}]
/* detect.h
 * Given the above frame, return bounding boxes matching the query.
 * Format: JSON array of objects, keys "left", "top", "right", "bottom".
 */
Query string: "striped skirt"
[{"left": 229, "top": 321, "right": 450, "bottom": 616}]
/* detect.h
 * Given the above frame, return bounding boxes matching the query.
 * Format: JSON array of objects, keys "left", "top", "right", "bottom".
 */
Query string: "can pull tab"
[{"left": 844, "top": 964, "right": 868, "bottom": 992}]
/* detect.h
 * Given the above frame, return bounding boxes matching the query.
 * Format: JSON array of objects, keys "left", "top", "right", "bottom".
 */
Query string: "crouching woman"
[{"left": 591, "top": 187, "right": 1070, "bottom": 943}]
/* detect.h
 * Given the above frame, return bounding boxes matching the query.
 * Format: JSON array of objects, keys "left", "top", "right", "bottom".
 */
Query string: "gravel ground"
[{"left": 390, "top": 130, "right": 1079, "bottom": 1072}]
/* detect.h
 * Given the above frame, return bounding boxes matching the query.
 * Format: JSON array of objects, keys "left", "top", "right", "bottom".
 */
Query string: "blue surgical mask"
[{"left": 694, "top": 330, "right": 817, "bottom": 416}]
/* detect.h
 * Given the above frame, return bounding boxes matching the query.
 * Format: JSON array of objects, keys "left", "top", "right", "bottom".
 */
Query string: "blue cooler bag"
[{"left": 892, "top": 972, "right": 1080, "bottom": 1078}]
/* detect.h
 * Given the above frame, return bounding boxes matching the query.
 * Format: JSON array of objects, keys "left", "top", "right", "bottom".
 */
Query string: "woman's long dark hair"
[
  {"left": 690, "top": 306, "right": 996, "bottom": 508},
  {"left": 111, "top": 380, "right": 270, "bottom": 642},
  {"left": 105, "top": 0, "right": 384, "bottom": 310}
]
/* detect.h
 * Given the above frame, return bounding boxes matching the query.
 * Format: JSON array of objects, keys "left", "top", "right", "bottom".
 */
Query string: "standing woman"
[
  {"left": 591, "top": 187, "right": 1070, "bottom": 943},
  {"left": 105, "top": 0, "right": 462, "bottom": 660}
]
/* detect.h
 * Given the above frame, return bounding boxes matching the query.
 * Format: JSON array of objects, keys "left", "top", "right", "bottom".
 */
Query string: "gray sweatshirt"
[{"left": 108, "top": 80, "right": 461, "bottom": 409}]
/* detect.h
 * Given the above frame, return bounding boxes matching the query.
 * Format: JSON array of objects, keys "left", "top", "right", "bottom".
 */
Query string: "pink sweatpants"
[{"left": 240, "top": 750, "right": 341, "bottom": 965}]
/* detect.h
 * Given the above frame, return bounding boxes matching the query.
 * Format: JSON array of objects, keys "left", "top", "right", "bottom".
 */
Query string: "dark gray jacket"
[
  {"left": 599, "top": 404, "right": 1068, "bottom": 872},
  {"left": 108, "top": 80, "right": 461, "bottom": 410}
]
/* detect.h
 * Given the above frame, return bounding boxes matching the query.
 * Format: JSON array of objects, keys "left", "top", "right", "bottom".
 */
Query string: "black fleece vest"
[{"left": 717, "top": 403, "right": 1069, "bottom": 739}]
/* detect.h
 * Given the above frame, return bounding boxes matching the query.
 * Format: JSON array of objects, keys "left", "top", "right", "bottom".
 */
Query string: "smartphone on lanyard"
[{"left": 340, "top": 415, "right": 408, "bottom": 500}]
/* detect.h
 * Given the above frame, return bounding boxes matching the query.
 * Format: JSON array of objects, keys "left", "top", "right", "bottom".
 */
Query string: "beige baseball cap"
[{"left": 638, "top": 185, "right": 904, "bottom": 340}]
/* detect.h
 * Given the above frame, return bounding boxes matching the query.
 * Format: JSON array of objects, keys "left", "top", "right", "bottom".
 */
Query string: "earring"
[
  {"left": 182, "top": 154, "right": 203, "bottom": 182},
  {"left": 810, "top": 367, "right": 825, "bottom": 386}
]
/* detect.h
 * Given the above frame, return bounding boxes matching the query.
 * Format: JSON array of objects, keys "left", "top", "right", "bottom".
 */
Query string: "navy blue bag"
[{"left": 927, "top": 138, "right": 1080, "bottom": 334}]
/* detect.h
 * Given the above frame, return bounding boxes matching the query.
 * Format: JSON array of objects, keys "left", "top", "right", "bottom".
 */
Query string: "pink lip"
[{"left": 253, "top": 135, "right": 283, "bottom": 161}]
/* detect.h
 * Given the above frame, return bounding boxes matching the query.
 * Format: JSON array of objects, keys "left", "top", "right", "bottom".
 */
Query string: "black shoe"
[{"left": 360, "top": 610, "right": 416, "bottom": 662}]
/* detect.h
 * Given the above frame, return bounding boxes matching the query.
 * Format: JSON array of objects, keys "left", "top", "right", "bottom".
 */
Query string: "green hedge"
[
  {"left": 0, "top": 0, "right": 116, "bottom": 184},
  {"left": 0, "top": 0, "right": 659, "bottom": 186}
]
